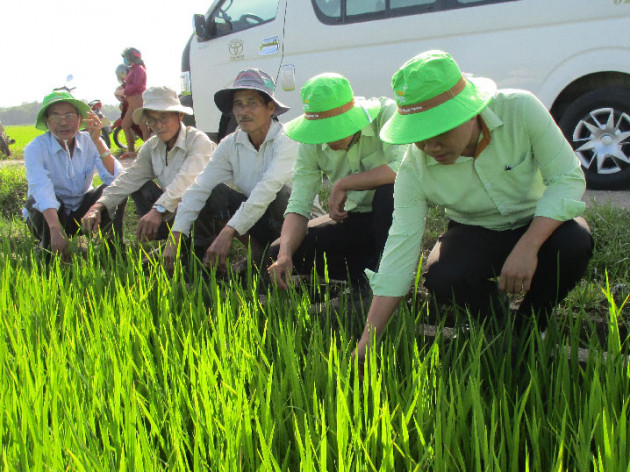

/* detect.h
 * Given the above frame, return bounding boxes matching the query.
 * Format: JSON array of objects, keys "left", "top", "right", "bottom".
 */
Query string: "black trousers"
[
  {"left": 192, "top": 183, "right": 290, "bottom": 249},
  {"left": 26, "top": 184, "right": 124, "bottom": 250},
  {"left": 423, "top": 217, "right": 594, "bottom": 330},
  {"left": 269, "top": 184, "right": 394, "bottom": 284}
]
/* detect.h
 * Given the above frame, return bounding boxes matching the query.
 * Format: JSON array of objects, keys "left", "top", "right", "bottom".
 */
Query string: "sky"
[{"left": 1, "top": 0, "right": 213, "bottom": 108}]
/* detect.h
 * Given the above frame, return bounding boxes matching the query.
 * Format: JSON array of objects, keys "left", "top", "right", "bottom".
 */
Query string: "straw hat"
[{"left": 132, "top": 86, "right": 193, "bottom": 125}]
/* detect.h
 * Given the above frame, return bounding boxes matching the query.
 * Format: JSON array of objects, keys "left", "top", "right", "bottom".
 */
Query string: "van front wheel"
[{"left": 558, "top": 86, "right": 630, "bottom": 190}]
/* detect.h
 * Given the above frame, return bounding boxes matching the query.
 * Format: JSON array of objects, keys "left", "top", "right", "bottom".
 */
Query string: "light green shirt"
[
  {"left": 285, "top": 97, "right": 406, "bottom": 218},
  {"left": 368, "top": 90, "right": 587, "bottom": 297}
]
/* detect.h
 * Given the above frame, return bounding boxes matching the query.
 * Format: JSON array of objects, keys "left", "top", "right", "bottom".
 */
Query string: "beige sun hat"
[{"left": 132, "top": 86, "right": 193, "bottom": 124}]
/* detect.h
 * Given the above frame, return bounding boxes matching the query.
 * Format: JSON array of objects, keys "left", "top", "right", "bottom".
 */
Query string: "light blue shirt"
[{"left": 24, "top": 131, "right": 122, "bottom": 215}]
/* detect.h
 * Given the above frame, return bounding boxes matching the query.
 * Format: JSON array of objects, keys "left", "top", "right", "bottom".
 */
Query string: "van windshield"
[{"left": 206, "top": 0, "right": 280, "bottom": 38}]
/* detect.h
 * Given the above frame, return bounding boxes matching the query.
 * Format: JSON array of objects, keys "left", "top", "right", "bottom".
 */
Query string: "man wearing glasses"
[
  {"left": 24, "top": 90, "right": 124, "bottom": 260},
  {"left": 82, "top": 86, "right": 216, "bottom": 245}
]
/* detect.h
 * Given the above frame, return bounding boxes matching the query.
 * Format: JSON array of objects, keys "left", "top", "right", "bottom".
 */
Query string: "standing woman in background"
[{"left": 120, "top": 47, "right": 150, "bottom": 158}]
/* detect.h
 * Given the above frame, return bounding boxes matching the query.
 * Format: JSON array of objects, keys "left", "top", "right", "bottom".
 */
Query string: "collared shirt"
[
  {"left": 369, "top": 89, "right": 587, "bottom": 297},
  {"left": 285, "top": 97, "right": 406, "bottom": 218},
  {"left": 98, "top": 125, "right": 216, "bottom": 216},
  {"left": 24, "top": 131, "right": 122, "bottom": 214},
  {"left": 173, "top": 120, "right": 299, "bottom": 236}
]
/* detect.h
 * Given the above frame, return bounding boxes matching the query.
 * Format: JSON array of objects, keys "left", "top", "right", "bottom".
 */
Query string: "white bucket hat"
[{"left": 132, "top": 86, "right": 193, "bottom": 124}]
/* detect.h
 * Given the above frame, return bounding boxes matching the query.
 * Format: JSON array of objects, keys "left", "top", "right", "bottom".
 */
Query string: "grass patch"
[
  {"left": 1, "top": 125, "right": 43, "bottom": 160},
  {"left": 0, "top": 166, "right": 27, "bottom": 218}
]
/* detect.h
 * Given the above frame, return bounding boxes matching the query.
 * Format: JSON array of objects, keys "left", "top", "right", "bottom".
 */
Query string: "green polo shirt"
[
  {"left": 285, "top": 97, "right": 406, "bottom": 218},
  {"left": 368, "top": 89, "right": 587, "bottom": 297}
]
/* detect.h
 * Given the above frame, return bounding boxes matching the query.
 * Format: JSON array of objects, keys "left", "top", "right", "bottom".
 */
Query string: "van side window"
[
  {"left": 313, "top": 0, "right": 516, "bottom": 24},
  {"left": 391, "top": 0, "right": 435, "bottom": 8},
  {"left": 314, "top": 0, "right": 341, "bottom": 17},
  {"left": 204, "top": 0, "right": 280, "bottom": 38},
  {"left": 347, "top": 0, "right": 385, "bottom": 16}
]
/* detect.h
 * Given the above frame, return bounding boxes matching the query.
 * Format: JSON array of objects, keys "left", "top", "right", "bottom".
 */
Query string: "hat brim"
[
  {"left": 35, "top": 98, "right": 91, "bottom": 131},
  {"left": 132, "top": 104, "right": 193, "bottom": 125},
  {"left": 214, "top": 87, "right": 290, "bottom": 118},
  {"left": 380, "top": 76, "right": 497, "bottom": 144},
  {"left": 285, "top": 97, "right": 382, "bottom": 144}
]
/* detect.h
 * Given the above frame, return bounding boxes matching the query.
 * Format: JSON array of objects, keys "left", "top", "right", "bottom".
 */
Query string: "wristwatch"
[{"left": 154, "top": 204, "right": 167, "bottom": 214}]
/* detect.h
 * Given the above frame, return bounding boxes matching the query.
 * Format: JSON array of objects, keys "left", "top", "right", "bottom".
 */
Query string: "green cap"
[
  {"left": 380, "top": 50, "right": 496, "bottom": 144},
  {"left": 35, "top": 90, "right": 91, "bottom": 131},
  {"left": 285, "top": 73, "right": 381, "bottom": 144}
]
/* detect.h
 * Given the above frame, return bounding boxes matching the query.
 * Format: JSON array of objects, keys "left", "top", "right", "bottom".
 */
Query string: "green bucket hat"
[
  {"left": 380, "top": 50, "right": 497, "bottom": 144},
  {"left": 285, "top": 73, "right": 381, "bottom": 144},
  {"left": 35, "top": 90, "right": 91, "bottom": 131}
]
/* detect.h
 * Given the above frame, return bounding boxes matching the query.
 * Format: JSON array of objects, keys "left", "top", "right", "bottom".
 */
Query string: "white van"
[{"left": 181, "top": 0, "right": 630, "bottom": 189}]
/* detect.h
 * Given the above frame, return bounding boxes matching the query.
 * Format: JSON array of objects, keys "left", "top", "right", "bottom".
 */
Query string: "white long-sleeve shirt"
[{"left": 173, "top": 121, "right": 298, "bottom": 236}]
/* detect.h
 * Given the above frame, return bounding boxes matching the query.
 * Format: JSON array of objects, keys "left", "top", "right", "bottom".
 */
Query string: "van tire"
[
  {"left": 558, "top": 86, "right": 630, "bottom": 190},
  {"left": 112, "top": 127, "right": 127, "bottom": 151}
]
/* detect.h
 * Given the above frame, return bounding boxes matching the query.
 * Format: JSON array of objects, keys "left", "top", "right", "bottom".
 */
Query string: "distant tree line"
[{"left": 0, "top": 102, "right": 120, "bottom": 126}]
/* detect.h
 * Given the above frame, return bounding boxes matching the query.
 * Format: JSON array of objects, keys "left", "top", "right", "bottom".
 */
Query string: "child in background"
[{"left": 114, "top": 63, "right": 128, "bottom": 103}]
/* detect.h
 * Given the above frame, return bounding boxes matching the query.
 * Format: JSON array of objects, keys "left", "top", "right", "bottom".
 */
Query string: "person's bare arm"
[
  {"left": 204, "top": 225, "right": 237, "bottom": 272},
  {"left": 43, "top": 208, "right": 69, "bottom": 259},
  {"left": 354, "top": 295, "right": 402, "bottom": 365},
  {"left": 135, "top": 208, "right": 164, "bottom": 241},
  {"left": 267, "top": 213, "right": 309, "bottom": 290},
  {"left": 85, "top": 111, "right": 115, "bottom": 174},
  {"left": 499, "top": 216, "right": 563, "bottom": 293}
]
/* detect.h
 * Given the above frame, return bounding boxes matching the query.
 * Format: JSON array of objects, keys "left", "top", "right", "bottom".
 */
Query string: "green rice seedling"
[{"left": 0, "top": 219, "right": 629, "bottom": 470}]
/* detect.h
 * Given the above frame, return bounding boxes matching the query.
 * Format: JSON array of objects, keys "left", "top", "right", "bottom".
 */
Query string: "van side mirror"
[{"left": 193, "top": 14, "right": 208, "bottom": 40}]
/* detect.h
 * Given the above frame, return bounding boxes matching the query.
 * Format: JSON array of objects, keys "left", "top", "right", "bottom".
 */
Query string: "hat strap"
[
  {"left": 398, "top": 77, "right": 466, "bottom": 115},
  {"left": 304, "top": 98, "right": 355, "bottom": 120}
]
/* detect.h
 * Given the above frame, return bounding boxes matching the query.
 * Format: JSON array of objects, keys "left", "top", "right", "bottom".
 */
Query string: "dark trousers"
[
  {"left": 193, "top": 183, "right": 290, "bottom": 250},
  {"left": 424, "top": 217, "right": 594, "bottom": 330},
  {"left": 270, "top": 184, "right": 394, "bottom": 284},
  {"left": 130, "top": 181, "right": 173, "bottom": 241},
  {"left": 26, "top": 184, "right": 125, "bottom": 250}
]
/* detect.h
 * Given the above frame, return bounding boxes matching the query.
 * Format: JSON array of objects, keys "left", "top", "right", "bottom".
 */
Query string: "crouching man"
[
  {"left": 81, "top": 86, "right": 215, "bottom": 244},
  {"left": 355, "top": 50, "right": 594, "bottom": 366},
  {"left": 267, "top": 73, "right": 406, "bottom": 305},
  {"left": 163, "top": 68, "right": 313, "bottom": 273},
  {"left": 24, "top": 90, "right": 123, "bottom": 260}
]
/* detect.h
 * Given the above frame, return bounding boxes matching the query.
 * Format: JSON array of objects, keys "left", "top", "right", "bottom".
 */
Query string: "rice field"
[
  {"left": 0, "top": 145, "right": 629, "bottom": 470},
  {"left": 0, "top": 126, "right": 43, "bottom": 160},
  {"left": 0, "top": 232, "right": 628, "bottom": 471}
]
